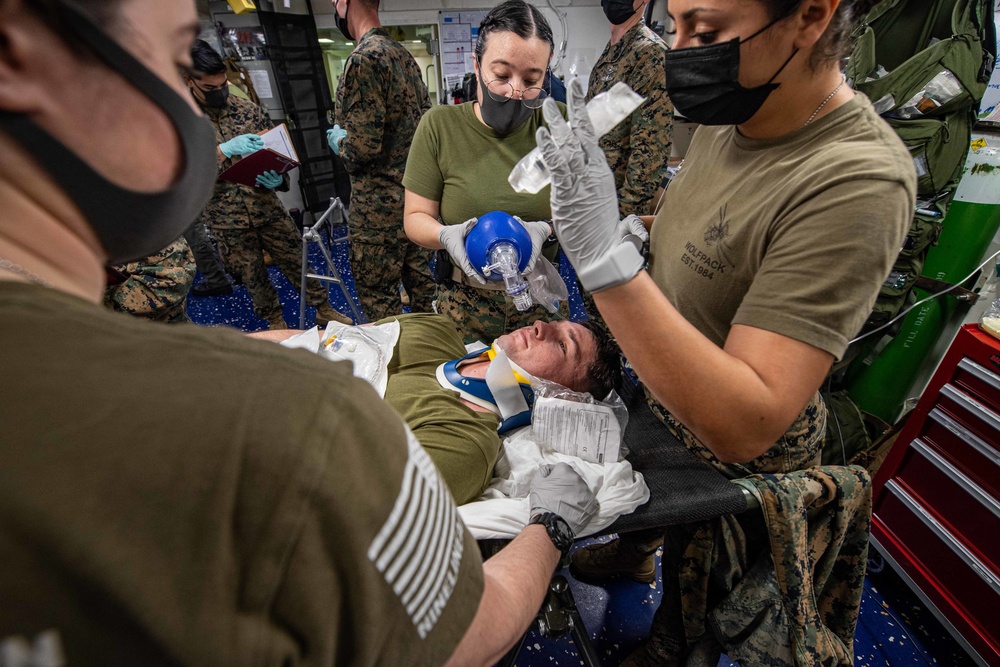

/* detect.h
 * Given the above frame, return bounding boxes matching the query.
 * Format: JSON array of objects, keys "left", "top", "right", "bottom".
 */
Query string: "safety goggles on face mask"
[
  {"left": 663, "top": 16, "right": 798, "bottom": 126},
  {"left": 0, "top": 0, "right": 218, "bottom": 264}
]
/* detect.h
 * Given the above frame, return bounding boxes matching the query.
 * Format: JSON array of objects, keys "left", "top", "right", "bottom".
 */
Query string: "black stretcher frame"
[{"left": 493, "top": 381, "right": 756, "bottom": 667}]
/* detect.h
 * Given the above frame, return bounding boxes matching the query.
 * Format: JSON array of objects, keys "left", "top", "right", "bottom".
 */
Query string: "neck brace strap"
[{"left": 436, "top": 347, "right": 535, "bottom": 434}]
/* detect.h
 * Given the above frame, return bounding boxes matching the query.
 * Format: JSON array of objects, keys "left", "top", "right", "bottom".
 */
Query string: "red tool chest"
[{"left": 872, "top": 324, "right": 1000, "bottom": 666}]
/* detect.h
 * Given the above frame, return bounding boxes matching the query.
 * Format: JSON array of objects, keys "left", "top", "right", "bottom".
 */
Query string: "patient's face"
[{"left": 496, "top": 321, "right": 596, "bottom": 393}]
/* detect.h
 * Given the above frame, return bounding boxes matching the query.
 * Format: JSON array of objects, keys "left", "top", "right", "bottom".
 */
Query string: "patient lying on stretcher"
[{"left": 255, "top": 313, "right": 620, "bottom": 504}]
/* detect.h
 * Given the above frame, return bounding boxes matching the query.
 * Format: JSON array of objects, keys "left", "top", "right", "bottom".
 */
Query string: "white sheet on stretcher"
[{"left": 459, "top": 426, "right": 649, "bottom": 540}]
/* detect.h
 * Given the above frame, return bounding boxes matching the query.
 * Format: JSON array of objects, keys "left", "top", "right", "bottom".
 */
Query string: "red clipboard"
[
  {"left": 218, "top": 123, "right": 300, "bottom": 187},
  {"left": 218, "top": 148, "right": 299, "bottom": 187}
]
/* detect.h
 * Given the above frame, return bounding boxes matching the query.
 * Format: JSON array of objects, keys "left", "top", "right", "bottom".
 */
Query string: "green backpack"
[
  {"left": 825, "top": 0, "right": 995, "bottom": 462},
  {"left": 844, "top": 0, "right": 995, "bottom": 335}
]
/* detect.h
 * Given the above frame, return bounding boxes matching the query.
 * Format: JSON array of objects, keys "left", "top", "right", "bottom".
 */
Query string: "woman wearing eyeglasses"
[{"left": 403, "top": 0, "right": 569, "bottom": 344}]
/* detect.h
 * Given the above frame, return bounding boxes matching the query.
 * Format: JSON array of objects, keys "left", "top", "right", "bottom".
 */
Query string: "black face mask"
[
  {"left": 202, "top": 87, "right": 229, "bottom": 109},
  {"left": 478, "top": 76, "right": 535, "bottom": 137},
  {"left": 663, "top": 18, "right": 797, "bottom": 126},
  {"left": 0, "top": 0, "right": 218, "bottom": 264},
  {"left": 336, "top": 1, "right": 353, "bottom": 42},
  {"left": 602, "top": 0, "right": 639, "bottom": 25}
]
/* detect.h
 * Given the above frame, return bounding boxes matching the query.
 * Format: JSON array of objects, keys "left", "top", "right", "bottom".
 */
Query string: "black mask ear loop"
[{"left": 739, "top": 14, "right": 800, "bottom": 87}]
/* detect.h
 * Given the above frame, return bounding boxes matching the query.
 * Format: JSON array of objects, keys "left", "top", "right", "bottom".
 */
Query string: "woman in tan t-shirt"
[{"left": 535, "top": 0, "right": 913, "bottom": 664}]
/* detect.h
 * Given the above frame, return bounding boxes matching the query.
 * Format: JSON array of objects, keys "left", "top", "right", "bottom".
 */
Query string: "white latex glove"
[
  {"left": 438, "top": 218, "right": 486, "bottom": 285},
  {"left": 536, "top": 78, "right": 644, "bottom": 293},
  {"left": 514, "top": 216, "right": 552, "bottom": 275},
  {"left": 528, "top": 462, "right": 599, "bottom": 536},
  {"left": 618, "top": 214, "right": 649, "bottom": 244}
]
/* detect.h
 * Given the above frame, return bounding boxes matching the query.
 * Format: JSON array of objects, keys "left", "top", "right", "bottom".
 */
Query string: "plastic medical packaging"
[{"left": 508, "top": 81, "right": 645, "bottom": 194}]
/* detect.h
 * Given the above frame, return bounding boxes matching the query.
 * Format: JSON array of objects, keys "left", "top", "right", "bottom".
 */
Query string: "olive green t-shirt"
[
  {"left": 403, "top": 101, "right": 566, "bottom": 226},
  {"left": 0, "top": 284, "right": 483, "bottom": 666},
  {"left": 380, "top": 313, "right": 501, "bottom": 505},
  {"left": 649, "top": 94, "right": 915, "bottom": 360}
]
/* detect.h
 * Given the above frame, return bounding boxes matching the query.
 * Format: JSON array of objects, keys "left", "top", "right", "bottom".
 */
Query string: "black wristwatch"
[{"left": 529, "top": 512, "right": 574, "bottom": 565}]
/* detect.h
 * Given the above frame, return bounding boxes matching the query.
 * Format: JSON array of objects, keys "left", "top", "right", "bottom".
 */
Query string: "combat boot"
[
  {"left": 570, "top": 536, "right": 660, "bottom": 584},
  {"left": 266, "top": 313, "right": 288, "bottom": 331},
  {"left": 315, "top": 302, "right": 352, "bottom": 326}
]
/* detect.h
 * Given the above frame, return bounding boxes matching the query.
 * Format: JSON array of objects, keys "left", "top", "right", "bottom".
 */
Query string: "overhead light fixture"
[
  {"left": 318, "top": 38, "right": 334, "bottom": 43},
  {"left": 412, "top": 40, "right": 423, "bottom": 43}
]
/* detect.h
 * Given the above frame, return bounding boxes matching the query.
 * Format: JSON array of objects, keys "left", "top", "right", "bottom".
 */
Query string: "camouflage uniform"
[
  {"left": 635, "top": 394, "right": 870, "bottom": 666},
  {"left": 337, "top": 27, "right": 435, "bottom": 321},
  {"left": 196, "top": 95, "right": 329, "bottom": 322},
  {"left": 104, "top": 237, "right": 195, "bottom": 324},
  {"left": 587, "top": 19, "right": 674, "bottom": 217}
]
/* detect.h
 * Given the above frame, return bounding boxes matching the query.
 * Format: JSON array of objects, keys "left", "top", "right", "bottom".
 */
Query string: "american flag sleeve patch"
[{"left": 367, "top": 426, "right": 465, "bottom": 639}]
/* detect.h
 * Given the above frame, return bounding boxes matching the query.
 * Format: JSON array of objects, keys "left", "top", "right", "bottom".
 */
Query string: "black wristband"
[{"left": 529, "top": 512, "right": 574, "bottom": 566}]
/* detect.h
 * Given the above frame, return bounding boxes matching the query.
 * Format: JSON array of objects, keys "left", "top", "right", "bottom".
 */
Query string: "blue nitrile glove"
[
  {"left": 438, "top": 218, "right": 486, "bottom": 285},
  {"left": 528, "top": 462, "right": 599, "bottom": 536},
  {"left": 219, "top": 133, "right": 264, "bottom": 159},
  {"left": 536, "top": 78, "right": 644, "bottom": 293},
  {"left": 514, "top": 216, "right": 553, "bottom": 275},
  {"left": 327, "top": 125, "right": 347, "bottom": 156},
  {"left": 255, "top": 170, "right": 283, "bottom": 189}
]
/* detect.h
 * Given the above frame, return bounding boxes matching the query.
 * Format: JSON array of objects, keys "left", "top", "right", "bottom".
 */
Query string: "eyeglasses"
[{"left": 482, "top": 76, "right": 549, "bottom": 109}]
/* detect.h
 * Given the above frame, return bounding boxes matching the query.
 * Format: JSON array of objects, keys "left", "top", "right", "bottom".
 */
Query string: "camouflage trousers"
[
  {"left": 182, "top": 221, "right": 229, "bottom": 290},
  {"left": 104, "top": 237, "right": 195, "bottom": 324},
  {"left": 635, "top": 394, "right": 869, "bottom": 666},
  {"left": 435, "top": 278, "right": 570, "bottom": 345},
  {"left": 213, "top": 217, "right": 328, "bottom": 321},
  {"left": 646, "top": 468, "right": 871, "bottom": 667},
  {"left": 349, "top": 228, "right": 435, "bottom": 322}
]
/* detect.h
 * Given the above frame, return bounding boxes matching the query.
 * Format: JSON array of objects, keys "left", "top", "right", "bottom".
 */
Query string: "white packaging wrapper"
[
  {"left": 531, "top": 395, "right": 622, "bottom": 464},
  {"left": 280, "top": 320, "right": 401, "bottom": 398}
]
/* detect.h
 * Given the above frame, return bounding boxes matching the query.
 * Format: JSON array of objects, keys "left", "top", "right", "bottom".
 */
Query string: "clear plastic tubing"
[
  {"left": 508, "top": 81, "right": 646, "bottom": 194},
  {"left": 482, "top": 242, "right": 533, "bottom": 311}
]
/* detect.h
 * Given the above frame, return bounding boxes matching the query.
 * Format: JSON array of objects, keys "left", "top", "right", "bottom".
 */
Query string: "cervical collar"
[{"left": 436, "top": 343, "right": 535, "bottom": 434}]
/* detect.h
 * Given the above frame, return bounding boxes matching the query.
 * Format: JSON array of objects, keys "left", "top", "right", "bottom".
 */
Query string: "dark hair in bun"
[{"left": 759, "top": 0, "right": 879, "bottom": 70}]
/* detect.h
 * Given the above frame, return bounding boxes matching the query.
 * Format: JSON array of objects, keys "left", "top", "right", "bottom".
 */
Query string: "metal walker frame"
[{"left": 298, "top": 197, "right": 366, "bottom": 328}]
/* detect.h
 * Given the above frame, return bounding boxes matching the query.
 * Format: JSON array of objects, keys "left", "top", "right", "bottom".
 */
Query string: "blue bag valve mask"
[
  {"left": 0, "top": 0, "right": 218, "bottom": 264},
  {"left": 465, "top": 211, "right": 534, "bottom": 311}
]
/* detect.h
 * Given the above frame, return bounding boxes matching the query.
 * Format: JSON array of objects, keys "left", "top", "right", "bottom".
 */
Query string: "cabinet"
[{"left": 872, "top": 324, "right": 1000, "bottom": 667}]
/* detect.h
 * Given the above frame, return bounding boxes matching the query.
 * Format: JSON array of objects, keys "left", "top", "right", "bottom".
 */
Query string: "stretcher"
[{"left": 492, "top": 380, "right": 757, "bottom": 667}]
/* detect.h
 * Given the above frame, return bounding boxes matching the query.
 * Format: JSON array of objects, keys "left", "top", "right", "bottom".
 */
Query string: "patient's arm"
[
  {"left": 247, "top": 329, "right": 306, "bottom": 343},
  {"left": 248, "top": 323, "right": 374, "bottom": 345},
  {"left": 444, "top": 527, "right": 559, "bottom": 667}
]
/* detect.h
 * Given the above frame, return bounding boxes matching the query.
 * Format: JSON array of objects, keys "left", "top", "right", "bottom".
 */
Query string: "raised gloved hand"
[
  {"left": 219, "top": 133, "right": 264, "bottom": 159},
  {"left": 438, "top": 218, "right": 486, "bottom": 286},
  {"left": 514, "top": 216, "right": 552, "bottom": 275},
  {"left": 536, "top": 78, "right": 644, "bottom": 293},
  {"left": 255, "top": 169, "right": 283, "bottom": 190},
  {"left": 528, "top": 462, "right": 599, "bottom": 536},
  {"left": 327, "top": 125, "right": 347, "bottom": 156}
]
